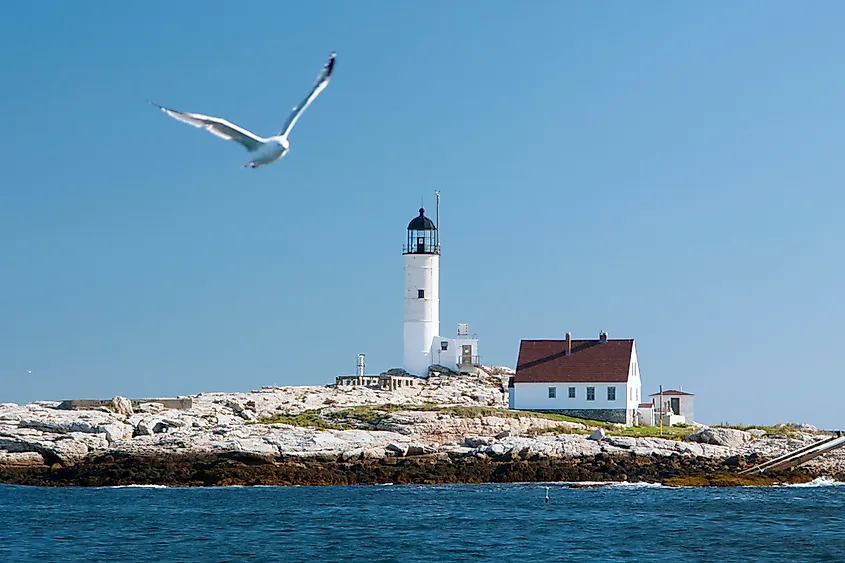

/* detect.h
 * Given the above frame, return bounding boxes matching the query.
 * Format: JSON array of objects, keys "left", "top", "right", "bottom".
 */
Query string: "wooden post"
[{"left": 659, "top": 385, "right": 663, "bottom": 437}]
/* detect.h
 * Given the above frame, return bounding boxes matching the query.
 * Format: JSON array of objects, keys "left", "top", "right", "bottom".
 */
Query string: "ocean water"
[{"left": 1, "top": 480, "right": 844, "bottom": 562}]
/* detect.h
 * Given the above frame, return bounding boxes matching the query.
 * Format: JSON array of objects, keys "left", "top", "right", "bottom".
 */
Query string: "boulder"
[
  {"left": 687, "top": 427, "right": 752, "bottom": 448},
  {"left": 406, "top": 444, "right": 438, "bottom": 456},
  {"left": 153, "top": 422, "right": 170, "bottom": 434},
  {"left": 214, "top": 414, "right": 238, "bottom": 427},
  {"left": 161, "top": 418, "right": 186, "bottom": 428},
  {"left": 100, "top": 423, "right": 133, "bottom": 444},
  {"left": 588, "top": 429, "right": 606, "bottom": 441},
  {"left": 238, "top": 410, "right": 257, "bottom": 422},
  {"left": 0, "top": 451, "right": 45, "bottom": 466},
  {"left": 484, "top": 443, "right": 507, "bottom": 457},
  {"left": 605, "top": 436, "right": 636, "bottom": 449},
  {"left": 136, "top": 402, "right": 165, "bottom": 414},
  {"left": 463, "top": 436, "right": 495, "bottom": 448},
  {"left": 386, "top": 443, "right": 410, "bottom": 457},
  {"left": 110, "top": 396, "right": 134, "bottom": 416},
  {"left": 443, "top": 445, "right": 474, "bottom": 458},
  {"left": 133, "top": 418, "right": 159, "bottom": 437},
  {"left": 221, "top": 399, "right": 245, "bottom": 414},
  {"left": 362, "top": 447, "right": 386, "bottom": 460}
]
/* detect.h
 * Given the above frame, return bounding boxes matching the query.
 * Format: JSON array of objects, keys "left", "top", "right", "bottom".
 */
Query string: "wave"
[
  {"left": 608, "top": 481, "right": 666, "bottom": 489},
  {"left": 785, "top": 476, "right": 845, "bottom": 488},
  {"left": 107, "top": 484, "right": 170, "bottom": 489},
  {"left": 532, "top": 480, "right": 667, "bottom": 489}
]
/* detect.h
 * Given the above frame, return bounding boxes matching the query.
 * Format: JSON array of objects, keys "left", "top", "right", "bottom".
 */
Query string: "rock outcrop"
[{"left": 0, "top": 365, "right": 840, "bottom": 486}]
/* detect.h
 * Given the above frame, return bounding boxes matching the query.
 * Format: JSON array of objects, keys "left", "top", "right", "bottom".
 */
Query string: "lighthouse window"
[
  {"left": 441, "top": 341, "right": 448, "bottom": 351},
  {"left": 417, "top": 289, "right": 425, "bottom": 299}
]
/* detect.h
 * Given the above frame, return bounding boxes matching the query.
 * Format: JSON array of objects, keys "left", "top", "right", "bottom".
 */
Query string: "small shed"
[{"left": 649, "top": 389, "right": 695, "bottom": 423}]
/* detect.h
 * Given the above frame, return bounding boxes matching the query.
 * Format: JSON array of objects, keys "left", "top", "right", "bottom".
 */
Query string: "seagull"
[{"left": 150, "top": 52, "right": 336, "bottom": 168}]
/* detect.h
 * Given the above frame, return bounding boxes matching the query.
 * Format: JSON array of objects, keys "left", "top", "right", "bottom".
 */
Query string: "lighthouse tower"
[{"left": 402, "top": 206, "right": 440, "bottom": 376}]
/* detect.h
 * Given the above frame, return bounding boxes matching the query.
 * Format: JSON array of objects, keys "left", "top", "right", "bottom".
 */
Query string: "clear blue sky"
[{"left": 2, "top": 1, "right": 844, "bottom": 429}]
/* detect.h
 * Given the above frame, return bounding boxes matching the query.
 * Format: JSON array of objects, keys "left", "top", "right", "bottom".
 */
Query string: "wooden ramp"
[{"left": 739, "top": 433, "right": 845, "bottom": 475}]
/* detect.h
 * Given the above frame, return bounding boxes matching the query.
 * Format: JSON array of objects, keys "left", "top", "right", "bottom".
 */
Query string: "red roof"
[
  {"left": 648, "top": 389, "right": 693, "bottom": 396},
  {"left": 638, "top": 403, "right": 653, "bottom": 408},
  {"left": 514, "top": 339, "right": 634, "bottom": 384}
]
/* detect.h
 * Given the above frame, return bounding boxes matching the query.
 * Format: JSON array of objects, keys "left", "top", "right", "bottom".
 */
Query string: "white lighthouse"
[{"left": 402, "top": 206, "right": 440, "bottom": 376}]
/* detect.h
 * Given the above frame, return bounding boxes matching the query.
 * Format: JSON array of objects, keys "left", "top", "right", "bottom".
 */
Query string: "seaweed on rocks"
[{"left": 0, "top": 452, "right": 835, "bottom": 488}]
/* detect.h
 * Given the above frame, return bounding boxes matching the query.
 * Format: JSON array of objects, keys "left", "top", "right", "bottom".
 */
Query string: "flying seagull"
[{"left": 151, "top": 52, "right": 336, "bottom": 168}]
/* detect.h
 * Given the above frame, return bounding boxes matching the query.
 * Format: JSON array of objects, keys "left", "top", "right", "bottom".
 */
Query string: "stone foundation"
[{"left": 531, "top": 408, "right": 631, "bottom": 425}]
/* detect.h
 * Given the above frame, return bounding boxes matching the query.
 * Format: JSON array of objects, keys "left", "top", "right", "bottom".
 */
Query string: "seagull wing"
[
  {"left": 278, "top": 52, "right": 336, "bottom": 138},
  {"left": 151, "top": 103, "right": 266, "bottom": 152}
]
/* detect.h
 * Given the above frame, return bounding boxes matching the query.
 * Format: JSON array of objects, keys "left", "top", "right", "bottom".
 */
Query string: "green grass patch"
[
  {"left": 607, "top": 425, "right": 695, "bottom": 440},
  {"left": 256, "top": 404, "right": 610, "bottom": 431},
  {"left": 324, "top": 406, "right": 389, "bottom": 426},
  {"left": 257, "top": 410, "right": 352, "bottom": 430},
  {"left": 254, "top": 404, "right": 693, "bottom": 441},
  {"left": 712, "top": 424, "right": 798, "bottom": 438}
]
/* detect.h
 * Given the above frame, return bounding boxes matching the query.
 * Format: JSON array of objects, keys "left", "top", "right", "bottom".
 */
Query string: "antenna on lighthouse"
[{"left": 435, "top": 190, "right": 441, "bottom": 252}]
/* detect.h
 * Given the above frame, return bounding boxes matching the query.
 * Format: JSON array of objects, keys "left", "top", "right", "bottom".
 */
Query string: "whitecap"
[
  {"left": 609, "top": 481, "right": 667, "bottom": 489},
  {"left": 787, "top": 476, "right": 845, "bottom": 488},
  {"left": 107, "top": 484, "right": 169, "bottom": 489}
]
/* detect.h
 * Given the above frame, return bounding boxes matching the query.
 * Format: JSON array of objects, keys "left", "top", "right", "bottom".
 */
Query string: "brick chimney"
[
  {"left": 565, "top": 332, "right": 572, "bottom": 356},
  {"left": 599, "top": 330, "right": 608, "bottom": 343}
]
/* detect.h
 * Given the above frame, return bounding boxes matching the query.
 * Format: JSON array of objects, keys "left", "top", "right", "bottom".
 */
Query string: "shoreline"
[
  {"left": 3, "top": 368, "right": 843, "bottom": 488},
  {"left": 0, "top": 452, "right": 838, "bottom": 488}
]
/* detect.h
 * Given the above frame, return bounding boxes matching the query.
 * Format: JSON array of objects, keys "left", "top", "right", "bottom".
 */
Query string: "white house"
[
  {"left": 402, "top": 204, "right": 479, "bottom": 377},
  {"left": 509, "top": 331, "right": 642, "bottom": 425}
]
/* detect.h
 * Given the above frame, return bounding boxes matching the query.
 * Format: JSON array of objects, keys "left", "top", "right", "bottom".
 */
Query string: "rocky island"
[{"left": 1, "top": 367, "right": 842, "bottom": 487}]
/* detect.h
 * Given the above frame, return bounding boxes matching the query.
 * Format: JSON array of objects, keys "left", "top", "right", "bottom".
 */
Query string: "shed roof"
[{"left": 648, "top": 389, "right": 694, "bottom": 396}]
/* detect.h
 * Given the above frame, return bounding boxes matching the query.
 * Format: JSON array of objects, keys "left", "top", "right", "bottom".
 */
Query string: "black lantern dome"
[
  {"left": 403, "top": 208, "right": 439, "bottom": 255},
  {"left": 408, "top": 208, "right": 436, "bottom": 230}
]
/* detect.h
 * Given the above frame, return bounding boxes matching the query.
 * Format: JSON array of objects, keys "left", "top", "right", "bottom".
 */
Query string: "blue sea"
[{"left": 1, "top": 480, "right": 844, "bottom": 562}]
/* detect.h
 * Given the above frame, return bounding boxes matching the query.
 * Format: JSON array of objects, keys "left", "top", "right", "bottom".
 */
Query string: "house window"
[
  {"left": 441, "top": 341, "right": 448, "bottom": 351},
  {"left": 607, "top": 386, "right": 616, "bottom": 401},
  {"left": 548, "top": 387, "right": 556, "bottom": 399},
  {"left": 568, "top": 387, "right": 575, "bottom": 399},
  {"left": 417, "top": 289, "right": 425, "bottom": 299},
  {"left": 587, "top": 387, "right": 595, "bottom": 401}
]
